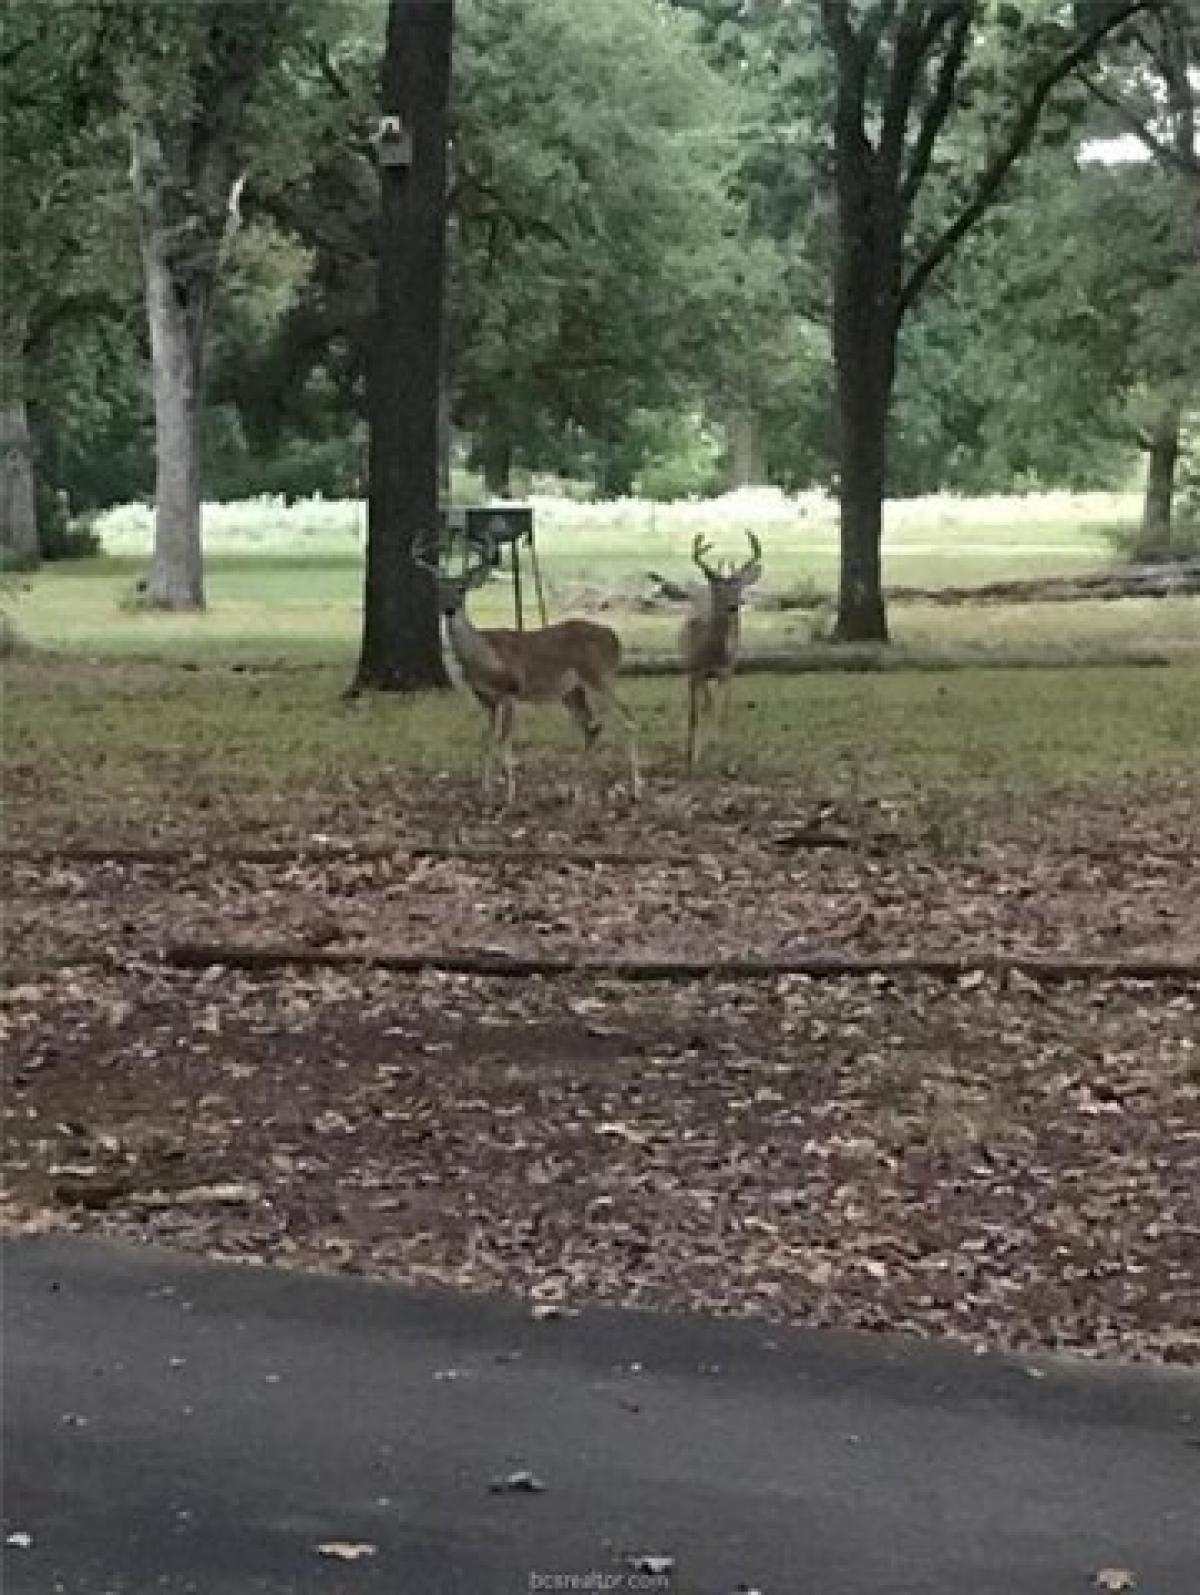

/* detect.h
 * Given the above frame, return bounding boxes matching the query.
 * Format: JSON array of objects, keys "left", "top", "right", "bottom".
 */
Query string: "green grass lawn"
[
  {"left": 4, "top": 490, "right": 1198, "bottom": 819},
  {"left": 8, "top": 487, "right": 1196, "bottom": 666},
  {"left": 5, "top": 649, "right": 1199, "bottom": 811},
  {"left": 10, "top": 553, "right": 1197, "bottom": 667}
]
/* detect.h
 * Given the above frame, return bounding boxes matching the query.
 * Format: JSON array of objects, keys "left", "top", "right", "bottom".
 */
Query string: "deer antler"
[
  {"left": 691, "top": 534, "right": 719, "bottom": 582},
  {"left": 737, "top": 530, "right": 763, "bottom": 584}
]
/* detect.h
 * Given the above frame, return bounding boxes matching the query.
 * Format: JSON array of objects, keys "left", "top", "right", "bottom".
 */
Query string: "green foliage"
[
  {"left": 5, "top": 0, "right": 1192, "bottom": 531},
  {"left": 28, "top": 314, "right": 152, "bottom": 512},
  {"left": 451, "top": 0, "right": 752, "bottom": 465},
  {"left": 0, "top": 2, "right": 137, "bottom": 367},
  {"left": 1180, "top": 420, "right": 1200, "bottom": 528},
  {"left": 33, "top": 479, "right": 101, "bottom": 562},
  {"left": 202, "top": 403, "right": 364, "bottom": 502},
  {"left": 632, "top": 413, "right": 724, "bottom": 501}
]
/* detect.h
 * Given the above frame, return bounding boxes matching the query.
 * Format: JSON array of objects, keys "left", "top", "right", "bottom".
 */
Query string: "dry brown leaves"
[{"left": 2, "top": 777, "right": 1198, "bottom": 1363}]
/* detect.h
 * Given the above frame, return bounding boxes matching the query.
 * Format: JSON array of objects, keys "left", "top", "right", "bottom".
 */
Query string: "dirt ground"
[{"left": 3, "top": 775, "right": 1198, "bottom": 1362}]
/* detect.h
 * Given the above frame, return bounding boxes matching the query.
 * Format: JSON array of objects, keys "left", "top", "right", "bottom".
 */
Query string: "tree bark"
[
  {"left": 1136, "top": 398, "right": 1181, "bottom": 559},
  {"left": 354, "top": 0, "right": 454, "bottom": 692},
  {"left": 834, "top": 409, "right": 889, "bottom": 643},
  {"left": 126, "top": 5, "right": 285, "bottom": 612},
  {"left": 0, "top": 391, "right": 40, "bottom": 569},
  {"left": 830, "top": 88, "right": 898, "bottom": 644},
  {"left": 138, "top": 202, "right": 208, "bottom": 609},
  {"left": 438, "top": 382, "right": 453, "bottom": 499},
  {"left": 832, "top": 272, "right": 892, "bottom": 642}
]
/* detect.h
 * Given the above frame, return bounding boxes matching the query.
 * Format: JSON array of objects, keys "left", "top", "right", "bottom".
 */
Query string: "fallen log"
[
  {"left": 0, "top": 833, "right": 875, "bottom": 869},
  {"left": 621, "top": 644, "right": 1172, "bottom": 677},
  {"left": 161, "top": 942, "right": 1200, "bottom": 984},
  {"left": 2, "top": 842, "right": 687, "bottom": 867},
  {"left": 888, "top": 556, "right": 1200, "bottom": 608}
]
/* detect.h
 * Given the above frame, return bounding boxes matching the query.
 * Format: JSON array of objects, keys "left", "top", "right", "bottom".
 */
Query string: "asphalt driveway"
[{"left": 3, "top": 1237, "right": 1197, "bottom": 1593}]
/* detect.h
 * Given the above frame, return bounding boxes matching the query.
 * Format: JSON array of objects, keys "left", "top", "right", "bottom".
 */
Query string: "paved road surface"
[{"left": 3, "top": 1237, "right": 1198, "bottom": 1594}]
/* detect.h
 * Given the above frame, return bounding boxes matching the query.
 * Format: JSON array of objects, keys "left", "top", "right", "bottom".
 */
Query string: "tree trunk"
[
  {"left": 354, "top": 0, "right": 453, "bottom": 693},
  {"left": 1136, "top": 400, "right": 1181, "bottom": 559},
  {"left": 830, "top": 183, "right": 897, "bottom": 642},
  {"left": 130, "top": 122, "right": 213, "bottom": 612},
  {"left": 438, "top": 380, "right": 453, "bottom": 499},
  {"left": 438, "top": 285, "right": 454, "bottom": 498},
  {"left": 0, "top": 393, "right": 40, "bottom": 569},
  {"left": 126, "top": 8, "right": 285, "bottom": 612},
  {"left": 725, "top": 410, "right": 767, "bottom": 488},
  {"left": 479, "top": 429, "right": 512, "bottom": 496},
  {"left": 834, "top": 377, "right": 890, "bottom": 643},
  {"left": 140, "top": 234, "right": 208, "bottom": 609}
]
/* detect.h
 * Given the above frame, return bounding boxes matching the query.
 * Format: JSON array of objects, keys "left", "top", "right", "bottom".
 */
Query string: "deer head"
[
  {"left": 415, "top": 539, "right": 492, "bottom": 617},
  {"left": 691, "top": 530, "right": 762, "bottom": 617}
]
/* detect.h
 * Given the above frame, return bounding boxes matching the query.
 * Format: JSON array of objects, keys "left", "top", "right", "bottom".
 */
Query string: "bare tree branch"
[
  {"left": 899, "top": 0, "right": 1159, "bottom": 316},
  {"left": 879, "top": 3, "right": 932, "bottom": 188},
  {"left": 451, "top": 167, "right": 573, "bottom": 250},
  {"left": 900, "top": 6, "right": 974, "bottom": 212},
  {"left": 859, "top": 0, "right": 901, "bottom": 67},
  {"left": 818, "top": 0, "right": 858, "bottom": 64}
]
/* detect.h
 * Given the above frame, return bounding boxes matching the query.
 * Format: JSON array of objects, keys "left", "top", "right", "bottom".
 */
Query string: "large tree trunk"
[
  {"left": 438, "top": 381, "right": 453, "bottom": 500},
  {"left": 1136, "top": 399, "right": 1181, "bottom": 559},
  {"left": 834, "top": 370, "right": 890, "bottom": 643},
  {"left": 830, "top": 140, "right": 898, "bottom": 644},
  {"left": 354, "top": 0, "right": 453, "bottom": 693},
  {"left": 139, "top": 226, "right": 208, "bottom": 609},
  {"left": 0, "top": 391, "right": 40, "bottom": 569},
  {"left": 126, "top": 7, "right": 285, "bottom": 613}
]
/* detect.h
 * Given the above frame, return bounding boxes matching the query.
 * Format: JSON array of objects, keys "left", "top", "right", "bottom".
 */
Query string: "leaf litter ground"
[{"left": 2, "top": 775, "right": 1197, "bottom": 1362}]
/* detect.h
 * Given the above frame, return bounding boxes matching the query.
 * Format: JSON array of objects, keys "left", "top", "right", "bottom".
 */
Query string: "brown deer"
[
  {"left": 682, "top": 530, "right": 762, "bottom": 770},
  {"left": 418, "top": 547, "right": 640, "bottom": 803}
]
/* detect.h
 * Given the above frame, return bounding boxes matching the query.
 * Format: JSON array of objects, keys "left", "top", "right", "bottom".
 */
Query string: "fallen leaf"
[
  {"left": 316, "top": 1541, "right": 377, "bottom": 1561},
  {"left": 1093, "top": 1571, "right": 1136, "bottom": 1592},
  {"left": 489, "top": 1469, "right": 547, "bottom": 1494},
  {"left": 627, "top": 1553, "right": 675, "bottom": 1576}
]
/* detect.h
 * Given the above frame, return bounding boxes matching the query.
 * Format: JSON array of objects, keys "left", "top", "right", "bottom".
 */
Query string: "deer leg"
[
  {"left": 562, "top": 684, "right": 601, "bottom": 750},
  {"left": 687, "top": 678, "right": 712, "bottom": 772},
  {"left": 593, "top": 687, "right": 640, "bottom": 802},
  {"left": 478, "top": 702, "right": 497, "bottom": 798},
  {"left": 716, "top": 673, "right": 733, "bottom": 731},
  {"left": 497, "top": 698, "right": 517, "bottom": 804},
  {"left": 560, "top": 686, "right": 594, "bottom": 806}
]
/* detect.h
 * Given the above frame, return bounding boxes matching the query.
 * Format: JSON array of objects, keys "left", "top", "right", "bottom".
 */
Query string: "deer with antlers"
[
  {"left": 418, "top": 545, "right": 640, "bottom": 803},
  {"left": 682, "top": 530, "right": 762, "bottom": 770}
]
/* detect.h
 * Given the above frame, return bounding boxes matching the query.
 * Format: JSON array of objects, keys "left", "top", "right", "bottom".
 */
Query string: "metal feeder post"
[{"left": 438, "top": 503, "right": 543, "bottom": 628}]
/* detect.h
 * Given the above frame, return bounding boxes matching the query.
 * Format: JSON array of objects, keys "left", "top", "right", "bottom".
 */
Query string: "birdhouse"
[{"left": 376, "top": 115, "right": 413, "bottom": 168}]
